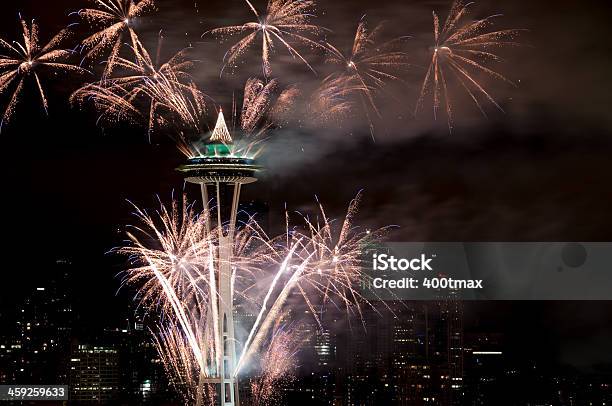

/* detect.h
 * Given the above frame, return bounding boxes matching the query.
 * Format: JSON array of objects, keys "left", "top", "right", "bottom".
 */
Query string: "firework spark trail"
[
  {"left": 234, "top": 242, "right": 302, "bottom": 376},
  {"left": 153, "top": 320, "right": 217, "bottom": 404},
  {"left": 70, "top": 82, "right": 141, "bottom": 125},
  {"left": 119, "top": 199, "right": 220, "bottom": 375},
  {"left": 119, "top": 197, "right": 277, "bottom": 362},
  {"left": 119, "top": 199, "right": 214, "bottom": 308},
  {"left": 415, "top": 0, "right": 523, "bottom": 130},
  {"left": 119, "top": 199, "right": 227, "bottom": 401},
  {"left": 98, "top": 37, "right": 197, "bottom": 98},
  {"left": 152, "top": 323, "right": 199, "bottom": 399},
  {"left": 235, "top": 192, "right": 390, "bottom": 375},
  {"left": 135, "top": 73, "right": 205, "bottom": 132},
  {"left": 285, "top": 192, "right": 395, "bottom": 328},
  {"left": 249, "top": 322, "right": 300, "bottom": 405},
  {"left": 239, "top": 77, "right": 299, "bottom": 136},
  {"left": 209, "top": 0, "right": 327, "bottom": 77},
  {"left": 268, "top": 85, "right": 300, "bottom": 126},
  {"left": 78, "top": 0, "right": 155, "bottom": 78},
  {"left": 241, "top": 78, "right": 278, "bottom": 134},
  {"left": 310, "top": 75, "right": 366, "bottom": 124},
  {"left": 120, "top": 194, "right": 387, "bottom": 400},
  {"left": 234, "top": 254, "right": 312, "bottom": 376},
  {"left": 0, "top": 18, "right": 87, "bottom": 129},
  {"left": 149, "top": 260, "right": 207, "bottom": 372}
]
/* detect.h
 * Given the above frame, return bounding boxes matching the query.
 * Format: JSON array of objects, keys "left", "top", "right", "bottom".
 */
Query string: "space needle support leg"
[
  {"left": 196, "top": 182, "right": 212, "bottom": 406},
  {"left": 228, "top": 182, "right": 241, "bottom": 406},
  {"left": 201, "top": 183, "right": 211, "bottom": 232},
  {"left": 216, "top": 183, "right": 223, "bottom": 240},
  {"left": 229, "top": 183, "right": 241, "bottom": 239}
]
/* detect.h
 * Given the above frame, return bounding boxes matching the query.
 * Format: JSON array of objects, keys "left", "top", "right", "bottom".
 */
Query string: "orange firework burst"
[
  {"left": 78, "top": 0, "right": 155, "bottom": 78},
  {"left": 315, "top": 18, "right": 409, "bottom": 134},
  {"left": 415, "top": 0, "right": 523, "bottom": 130},
  {"left": 0, "top": 17, "right": 86, "bottom": 130},
  {"left": 209, "top": 0, "right": 326, "bottom": 77}
]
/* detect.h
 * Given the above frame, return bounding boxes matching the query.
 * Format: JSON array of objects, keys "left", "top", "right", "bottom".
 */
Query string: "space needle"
[{"left": 177, "top": 110, "right": 260, "bottom": 406}]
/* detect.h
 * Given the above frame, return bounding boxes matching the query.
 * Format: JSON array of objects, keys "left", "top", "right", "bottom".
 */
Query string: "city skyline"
[{"left": 2, "top": 272, "right": 612, "bottom": 404}]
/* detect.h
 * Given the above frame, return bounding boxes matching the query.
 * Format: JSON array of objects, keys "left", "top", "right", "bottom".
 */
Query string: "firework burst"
[
  {"left": 0, "top": 17, "right": 86, "bottom": 129},
  {"left": 324, "top": 18, "right": 409, "bottom": 116},
  {"left": 310, "top": 75, "right": 362, "bottom": 124},
  {"left": 119, "top": 198, "right": 215, "bottom": 312},
  {"left": 209, "top": 0, "right": 326, "bottom": 77},
  {"left": 119, "top": 196, "right": 271, "bottom": 405},
  {"left": 240, "top": 77, "right": 299, "bottom": 135},
  {"left": 78, "top": 0, "right": 155, "bottom": 78},
  {"left": 241, "top": 77, "right": 278, "bottom": 134},
  {"left": 119, "top": 193, "right": 387, "bottom": 402},
  {"left": 71, "top": 39, "right": 206, "bottom": 147},
  {"left": 234, "top": 192, "right": 390, "bottom": 375},
  {"left": 124, "top": 62, "right": 205, "bottom": 137},
  {"left": 313, "top": 18, "right": 409, "bottom": 134},
  {"left": 267, "top": 84, "right": 300, "bottom": 126},
  {"left": 415, "top": 0, "right": 523, "bottom": 130}
]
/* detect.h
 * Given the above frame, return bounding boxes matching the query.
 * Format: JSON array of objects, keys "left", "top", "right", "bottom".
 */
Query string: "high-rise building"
[
  {"left": 68, "top": 318, "right": 169, "bottom": 405},
  {"left": 5, "top": 259, "right": 74, "bottom": 385},
  {"left": 299, "top": 296, "right": 465, "bottom": 406},
  {"left": 428, "top": 282, "right": 464, "bottom": 405},
  {"left": 69, "top": 344, "right": 120, "bottom": 403},
  {"left": 463, "top": 332, "right": 504, "bottom": 405}
]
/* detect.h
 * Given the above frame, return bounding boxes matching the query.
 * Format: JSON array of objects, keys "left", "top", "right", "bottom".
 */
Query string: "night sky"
[{"left": 1, "top": 0, "right": 612, "bottom": 371}]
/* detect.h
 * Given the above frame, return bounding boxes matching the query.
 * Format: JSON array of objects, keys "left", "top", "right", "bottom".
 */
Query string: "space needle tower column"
[{"left": 177, "top": 111, "right": 260, "bottom": 406}]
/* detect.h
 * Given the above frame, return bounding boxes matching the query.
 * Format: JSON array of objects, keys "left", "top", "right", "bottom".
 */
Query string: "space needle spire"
[{"left": 210, "top": 109, "right": 232, "bottom": 144}]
